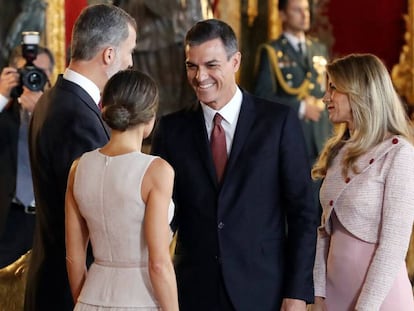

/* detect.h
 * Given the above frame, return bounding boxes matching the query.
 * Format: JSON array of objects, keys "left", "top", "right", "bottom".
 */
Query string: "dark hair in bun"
[{"left": 101, "top": 70, "right": 158, "bottom": 131}]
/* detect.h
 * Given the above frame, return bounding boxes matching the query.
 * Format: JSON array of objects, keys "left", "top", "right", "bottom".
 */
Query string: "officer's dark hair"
[
  {"left": 278, "top": 0, "right": 288, "bottom": 11},
  {"left": 279, "top": 0, "right": 310, "bottom": 11}
]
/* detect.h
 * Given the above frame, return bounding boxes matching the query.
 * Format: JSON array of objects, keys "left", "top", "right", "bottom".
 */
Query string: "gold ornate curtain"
[{"left": 45, "top": 0, "right": 66, "bottom": 84}]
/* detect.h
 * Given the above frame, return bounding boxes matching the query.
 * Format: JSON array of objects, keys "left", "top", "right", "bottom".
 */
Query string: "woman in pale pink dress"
[
  {"left": 65, "top": 70, "right": 179, "bottom": 311},
  {"left": 312, "top": 53, "right": 414, "bottom": 310}
]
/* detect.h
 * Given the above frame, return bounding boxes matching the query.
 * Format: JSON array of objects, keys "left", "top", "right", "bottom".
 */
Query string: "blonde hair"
[{"left": 312, "top": 53, "right": 414, "bottom": 180}]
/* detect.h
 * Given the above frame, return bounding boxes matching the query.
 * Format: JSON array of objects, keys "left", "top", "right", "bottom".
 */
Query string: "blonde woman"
[{"left": 312, "top": 54, "right": 414, "bottom": 310}]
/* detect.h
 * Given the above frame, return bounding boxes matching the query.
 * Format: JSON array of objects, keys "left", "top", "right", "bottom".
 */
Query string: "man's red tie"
[{"left": 211, "top": 113, "right": 227, "bottom": 182}]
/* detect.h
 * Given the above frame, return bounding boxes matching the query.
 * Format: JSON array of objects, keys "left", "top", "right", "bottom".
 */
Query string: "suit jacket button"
[
  {"left": 218, "top": 222, "right": 224, "bottom": 229},
  {"left": 392, "top": 138, "right": 399, "bottom": 144}
]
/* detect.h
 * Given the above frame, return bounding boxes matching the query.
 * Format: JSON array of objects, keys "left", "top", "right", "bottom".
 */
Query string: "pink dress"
[
  {"left": 72, "top": 149, "right": 175, "bottom": 311},
  {"left": 326, "top": 211, "right": 414, "bottom": 310}
]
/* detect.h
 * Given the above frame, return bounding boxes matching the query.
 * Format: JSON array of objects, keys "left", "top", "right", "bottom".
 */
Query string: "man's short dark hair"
[
  {"left": 279, "top": 0, "right": 310, "bottom": 11},
  {"left": 185, "top": 19, "right": 238, "bottom": 60},
  {"left": 278, "top": 0, "right": 288, "bottom": 11}
]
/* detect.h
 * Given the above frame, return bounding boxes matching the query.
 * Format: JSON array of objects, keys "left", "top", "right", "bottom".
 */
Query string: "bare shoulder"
[{"left": 146, "top": 157, "right": 174, "bottom": 185}]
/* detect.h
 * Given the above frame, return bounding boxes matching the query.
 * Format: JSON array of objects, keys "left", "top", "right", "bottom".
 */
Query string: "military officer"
[{"left": 254, "top": 0, "right": 331, "bottom": 216}]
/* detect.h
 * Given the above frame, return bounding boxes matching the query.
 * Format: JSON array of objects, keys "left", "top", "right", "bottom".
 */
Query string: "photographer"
[
  {"left": 0, "top": 43, "right": 54, "bottom": 268},
  {"left": 0, "top": 45, "right": 53, "bottom": 113}
]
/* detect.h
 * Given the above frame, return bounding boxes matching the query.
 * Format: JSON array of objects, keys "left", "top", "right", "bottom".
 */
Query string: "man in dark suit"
[
  {"left": 24, "top": 4, "right": 137, "bottom": 311},
  {"left": 0, "top": 46, "right": 54, "bottom": 268},
  {"left": 152, "top": 19, "right": 317, "bottom": 311}
]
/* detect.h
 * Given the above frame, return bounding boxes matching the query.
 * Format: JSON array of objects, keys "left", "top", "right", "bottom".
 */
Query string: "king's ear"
[{"left": 103, "top": 46, "right": 115, "bottom": 65}]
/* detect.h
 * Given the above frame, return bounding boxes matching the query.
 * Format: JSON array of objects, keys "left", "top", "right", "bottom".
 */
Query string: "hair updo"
[{"left": 101, "top": 70, "right": 159, "bottom": 131}]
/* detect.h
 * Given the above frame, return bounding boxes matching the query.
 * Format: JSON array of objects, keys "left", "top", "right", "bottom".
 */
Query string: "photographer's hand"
[
  {"left": 0, "top": 67, "right": 19, "bottom": 98},
  {"left": 18, "top": 87, "right": 43, "bottom": 113}
]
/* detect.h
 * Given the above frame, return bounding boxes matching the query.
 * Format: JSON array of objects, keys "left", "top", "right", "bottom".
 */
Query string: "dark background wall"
[
  {"left": 238, "top": 0, "right": 407, "bottom": 91},
  {"left": 0, "top": 1, "right": 25, "bottom": 68},
  {"left": 0, "top": 0, "right": 408, "bottom": 95},
  {"left": 327, "top": 0, "right": 407, "bottom": 70}
]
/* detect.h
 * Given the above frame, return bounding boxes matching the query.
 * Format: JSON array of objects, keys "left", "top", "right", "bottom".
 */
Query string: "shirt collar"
[
  {"left": 201, "top": 87, "right": 243, "bottom": 127},
  {"left": 63, "top": 68, "right": 101, "bottom": 106},
  {"left": 283, "top": 32, "right": 306, "bottom": 48}
]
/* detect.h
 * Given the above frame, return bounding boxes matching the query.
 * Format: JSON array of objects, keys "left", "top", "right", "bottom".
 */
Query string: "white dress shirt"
[
  {"left": 63, "top": 69, "right": 101, "bottom": 107},
  {"left": 0, "top": 94, "right": 9, "bottom": 112},
  {"left": 201, "top": 87, "right": 243, "bottom": 156}
]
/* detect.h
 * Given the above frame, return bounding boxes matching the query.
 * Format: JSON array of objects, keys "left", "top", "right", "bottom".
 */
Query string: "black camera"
[{"left": 11, "top": 31, "right": 48, "bottom": 98}]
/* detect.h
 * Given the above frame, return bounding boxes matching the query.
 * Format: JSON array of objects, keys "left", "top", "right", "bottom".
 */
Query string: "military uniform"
[{"left": 254, "top": 34, "right": 331, "bottom": 165}]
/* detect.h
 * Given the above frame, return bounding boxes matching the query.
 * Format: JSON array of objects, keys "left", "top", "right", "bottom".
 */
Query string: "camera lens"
[
  {"left": 20, "top": 66, "right": 47, "bottom": 92},
  {"left": 27, "top": 72, "right": 42, "bottom": 89}
]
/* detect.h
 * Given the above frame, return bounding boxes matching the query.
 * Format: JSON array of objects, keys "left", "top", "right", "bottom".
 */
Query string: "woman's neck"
[{"left": 100, "top": 126, "right": 144, "bottom": 156}]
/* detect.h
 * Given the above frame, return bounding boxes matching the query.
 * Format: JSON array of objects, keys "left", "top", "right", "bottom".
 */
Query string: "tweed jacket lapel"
[{"left": 321, "top": 136, "right": 402, "bottom": 231}]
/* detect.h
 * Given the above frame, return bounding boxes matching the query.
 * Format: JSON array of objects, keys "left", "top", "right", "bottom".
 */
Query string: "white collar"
[
  {"left": 201, "top": 87, "right": 243, "bottom": 127},
  {"left": 283, "top": 32, "right": 306, "bottom": 48},
  {"left": 63, "top": 69, "right": 101, "bottom": 106}
]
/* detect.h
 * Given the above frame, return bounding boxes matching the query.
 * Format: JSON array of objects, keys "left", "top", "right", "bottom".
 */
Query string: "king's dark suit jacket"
[
  {"left": 24, "top": 75, "right": 110, "bottom": 311},
  {"left": 152, "top": 90, "right": 318, "bottom": 311},
  {"left": 0, "top": 101, "right": 21, "bottom": 235}
]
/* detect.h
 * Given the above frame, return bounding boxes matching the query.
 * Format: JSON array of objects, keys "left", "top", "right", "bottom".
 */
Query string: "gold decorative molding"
[
  {"left": 392, "top": 0, "right": 414, "bottom": 107},
  {"left": 268, "top": 0, "right": 281, "bottom": 40},
  {"left": 45, "top": 0, "right": 66, "bottom": 84},
  {"left": 247, "top": 0, "right": 258, "bottom": 26},
  {"left": 217, "top": 0, "right": 241, "bottom": 41}
]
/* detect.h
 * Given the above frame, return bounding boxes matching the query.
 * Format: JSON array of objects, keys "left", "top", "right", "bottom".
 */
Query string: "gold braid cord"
[{"left": 257, "top": 44, "right": 310, "bottom": 99}]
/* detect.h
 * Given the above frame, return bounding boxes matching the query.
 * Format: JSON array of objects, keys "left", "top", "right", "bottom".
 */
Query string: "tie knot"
[{"left": 213, "top": 113, "right": 223, "bottom": 125}]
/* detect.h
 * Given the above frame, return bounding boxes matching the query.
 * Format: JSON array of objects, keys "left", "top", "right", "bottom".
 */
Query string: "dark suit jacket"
[
  {"left": 254, "top": 35, "right": 331, "bottom": 165},
  {"left": 0, "top": 100, "right": 20, "bottom": 235},
  {"left": 152, "top": 90, "right": 317, "bottom": 311},
  {"left": 24, "top": 75, "right": 110, "bottom": 311}
]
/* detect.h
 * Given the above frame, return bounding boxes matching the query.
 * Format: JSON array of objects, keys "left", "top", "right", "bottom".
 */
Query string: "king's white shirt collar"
[{"left": 63, "top": 69, "right": 101, "bottom": 106}]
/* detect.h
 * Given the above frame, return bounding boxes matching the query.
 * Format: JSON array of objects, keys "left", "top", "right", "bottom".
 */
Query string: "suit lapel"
[
  {"left": 189, "top": 94, "right": 256, "bottom": 188},
  {"left": 191, "top": 106, "right": 218, "bottom": 186},
  {"left": 58, "top": 76, "right": 110, "bottom": 138},
  {"left": 224, "top": 93, "right": 256, "bottom": 182},
  {"left": 322, "top": 136, "right": 401, "bottom": 225}
]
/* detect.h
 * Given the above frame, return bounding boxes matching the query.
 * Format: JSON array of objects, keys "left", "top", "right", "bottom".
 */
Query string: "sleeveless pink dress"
[{"left": 72, "top": 149, "right": 174, "bottom": 311}]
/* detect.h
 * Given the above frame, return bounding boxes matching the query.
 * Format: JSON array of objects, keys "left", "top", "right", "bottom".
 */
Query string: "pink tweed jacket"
[{"left": 313, "top": 135, "right": 414, "bottom": 310}]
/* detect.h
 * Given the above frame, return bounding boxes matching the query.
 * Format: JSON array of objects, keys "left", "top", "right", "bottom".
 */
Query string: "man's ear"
[{"left": 103, "top": 47, "right": 115, "bottom": 65}]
